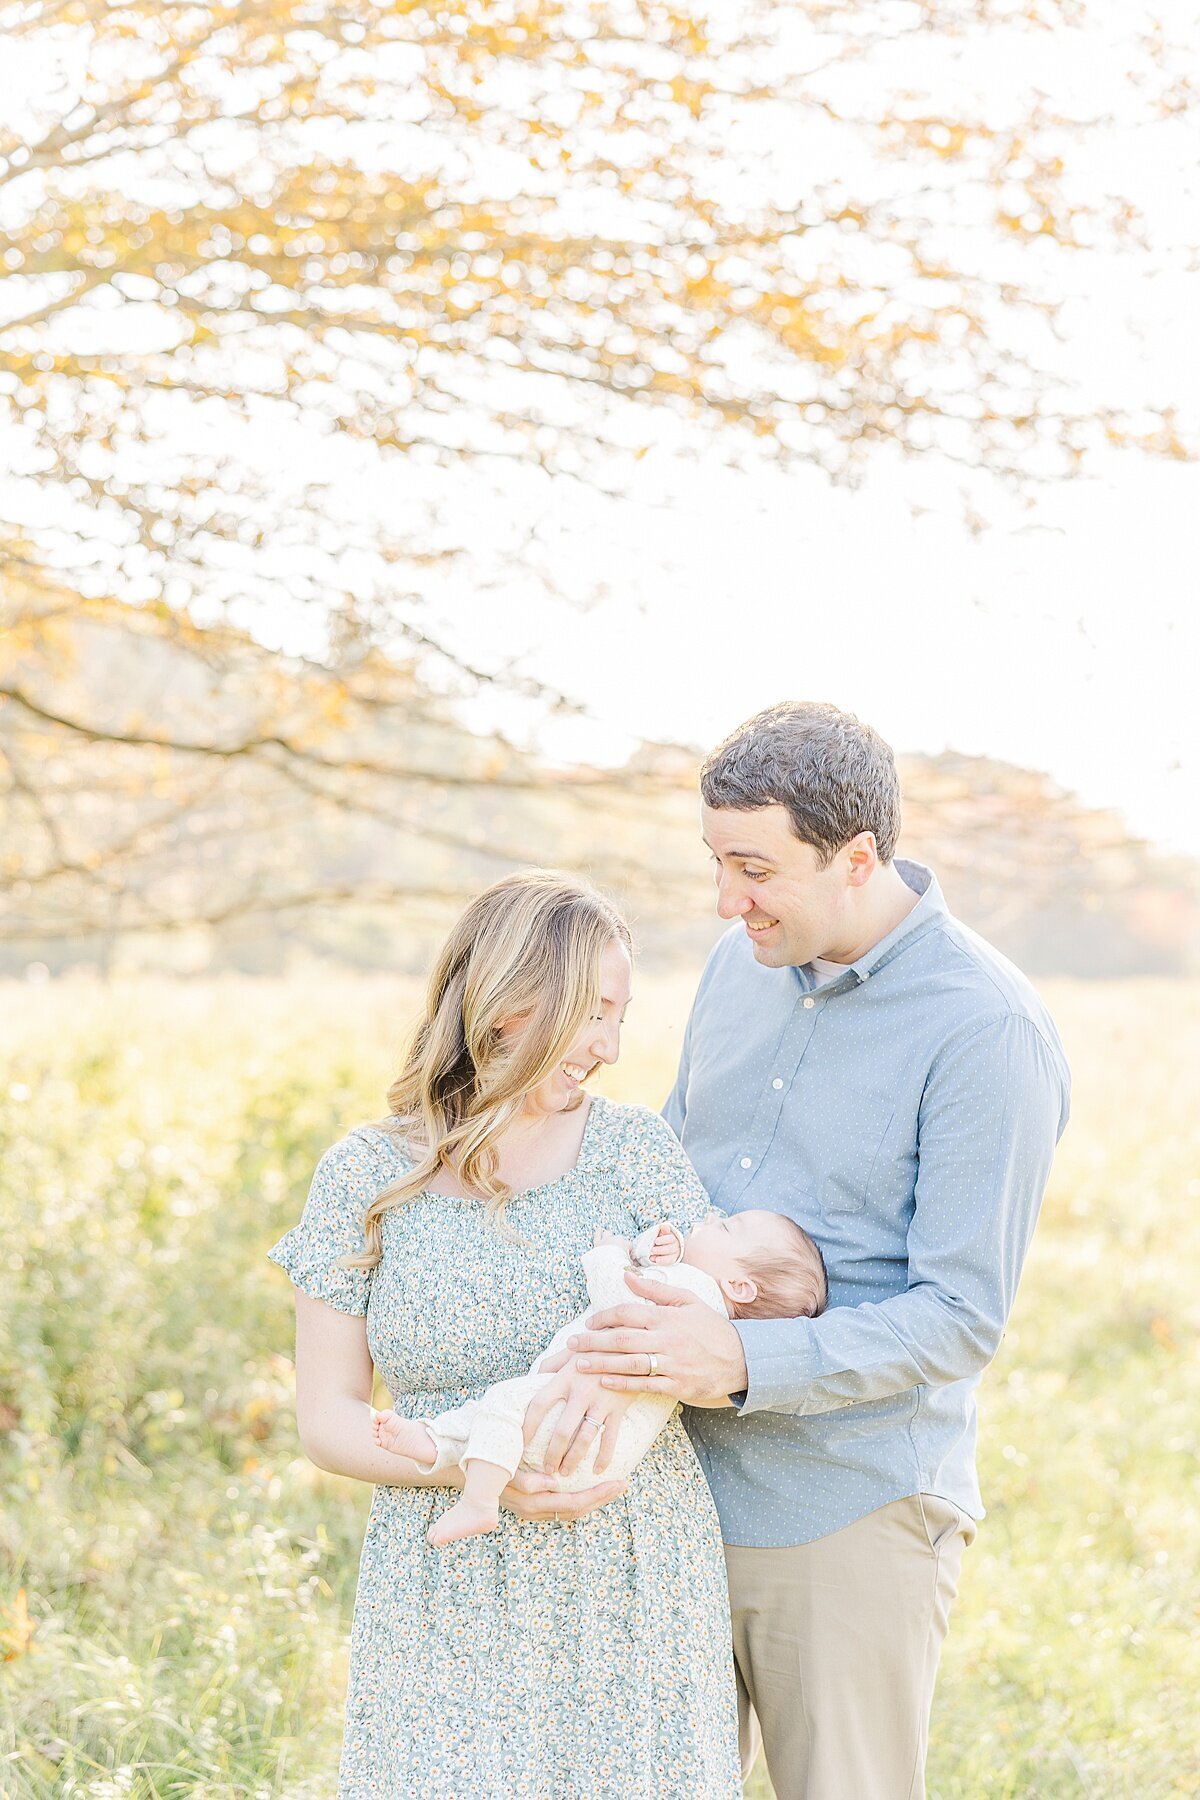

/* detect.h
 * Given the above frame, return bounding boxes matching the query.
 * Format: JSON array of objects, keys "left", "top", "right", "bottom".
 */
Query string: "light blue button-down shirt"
[{"left": 666, "top": 860, "right": 1071, "bottom": 1549}]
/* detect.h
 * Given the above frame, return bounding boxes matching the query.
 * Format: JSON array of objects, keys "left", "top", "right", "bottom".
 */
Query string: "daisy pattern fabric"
[{"left": 268, "top": 1095, "right": 741, "bottom": 1800}]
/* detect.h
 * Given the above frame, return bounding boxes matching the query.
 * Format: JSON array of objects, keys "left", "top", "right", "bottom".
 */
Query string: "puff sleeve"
[
  {"left": 267, "top": 1128, "right": 397, "bottom": 1316},
  {"left": 614, "top": 1104, "right": 717, "bottom": 1236}
]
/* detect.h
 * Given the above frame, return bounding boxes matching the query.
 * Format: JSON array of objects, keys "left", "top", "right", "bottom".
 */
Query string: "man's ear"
[
  {"left": 721, "top": 1274, "right": 758, "bottom": 1307},
  {"left": 845, "top": 831, "right": 878, "bottom": 887}
]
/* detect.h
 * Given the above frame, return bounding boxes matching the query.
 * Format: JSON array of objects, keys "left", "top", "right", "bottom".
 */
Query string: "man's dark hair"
[{"left": 700, "top": 701, "right": 902, "bottom": 867}]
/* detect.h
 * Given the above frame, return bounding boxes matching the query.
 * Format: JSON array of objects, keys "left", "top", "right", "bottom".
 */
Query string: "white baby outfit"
[{"left": 414, "top": 1222, "right": 727, "bottom": 1494}]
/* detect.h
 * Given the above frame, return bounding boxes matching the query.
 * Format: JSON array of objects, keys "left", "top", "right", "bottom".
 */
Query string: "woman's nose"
[{"left": 590, "top": 1016, "right": 620, "bottom": 1063}]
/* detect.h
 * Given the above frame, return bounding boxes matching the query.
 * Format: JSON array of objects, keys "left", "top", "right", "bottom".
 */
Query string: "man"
[{"left": 568, "top": 701, "right": 1071, "bottom": 1800}]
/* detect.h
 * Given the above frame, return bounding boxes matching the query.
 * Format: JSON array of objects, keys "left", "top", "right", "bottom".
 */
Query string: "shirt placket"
[{"left": 716, "top": 986, "right": 830, "bottom": 1210}]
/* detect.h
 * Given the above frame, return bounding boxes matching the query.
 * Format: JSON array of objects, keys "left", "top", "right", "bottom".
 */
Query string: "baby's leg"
[
  {"left": 372, "top": 1411, "right": 438, "bottom": 1463},
  {"left": 426, "top": 1376, "right": 545, "bottom": 1547},
  {"left": 427, "top": 1458, "right": 510, "bottom": 1546}
]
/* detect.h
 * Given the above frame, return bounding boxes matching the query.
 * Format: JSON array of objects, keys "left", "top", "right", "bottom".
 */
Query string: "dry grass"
[{"left": 0, "top": 974, "right": 1196, "bottom": 1797}]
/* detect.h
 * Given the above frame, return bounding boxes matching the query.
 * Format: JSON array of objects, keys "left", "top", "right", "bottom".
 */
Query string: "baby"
[{"left": 373, "top": 1208, "right": 827, "bottom": 1546}]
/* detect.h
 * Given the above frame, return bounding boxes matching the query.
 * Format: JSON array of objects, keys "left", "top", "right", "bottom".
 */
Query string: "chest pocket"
[{"left": 821, "top": 1098, "right": 897, "bottom": 1214}]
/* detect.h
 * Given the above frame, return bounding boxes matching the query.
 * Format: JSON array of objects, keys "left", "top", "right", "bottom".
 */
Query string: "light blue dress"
[{"left": 268, "top": 1095, "right": 742, "bottom": 1799}]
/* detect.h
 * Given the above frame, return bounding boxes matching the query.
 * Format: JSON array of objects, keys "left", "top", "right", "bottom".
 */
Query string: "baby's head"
[{"left": 681, "top": 1209, "right": 827, "bottom": 1321}]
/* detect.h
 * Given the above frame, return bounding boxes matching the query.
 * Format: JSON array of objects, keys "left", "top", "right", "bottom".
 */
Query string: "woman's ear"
[{"left": 495, "top": 1007, "right": 534, "bottom": 1040}]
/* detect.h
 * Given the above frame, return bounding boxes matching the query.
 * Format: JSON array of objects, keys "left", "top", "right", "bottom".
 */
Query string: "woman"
[{"left": 268, "top": 870, "right": 741, "bottom": 1798}]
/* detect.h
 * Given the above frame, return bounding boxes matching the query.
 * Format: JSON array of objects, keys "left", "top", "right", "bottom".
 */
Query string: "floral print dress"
[{"left": 268, "top": 1095, "right": 742, "bottom": 1799}]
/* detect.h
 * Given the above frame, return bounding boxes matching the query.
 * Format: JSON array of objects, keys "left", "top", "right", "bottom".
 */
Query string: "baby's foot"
[
  {"left": 427, "top": 1496, "right": 500, "bottom": 1547},
  {"left": 372, "top": 1411, "right": 437, "bottom": 1465}
]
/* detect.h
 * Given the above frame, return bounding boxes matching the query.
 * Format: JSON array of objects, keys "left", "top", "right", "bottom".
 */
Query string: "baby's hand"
[{"left": 649, "top": 1223, "right": 681, "bottom": 1265}]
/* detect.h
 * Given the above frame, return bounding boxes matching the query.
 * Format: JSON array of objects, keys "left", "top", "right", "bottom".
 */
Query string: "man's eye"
[{"left": 745, "top": 869, "right": 769, "bottom": 881}]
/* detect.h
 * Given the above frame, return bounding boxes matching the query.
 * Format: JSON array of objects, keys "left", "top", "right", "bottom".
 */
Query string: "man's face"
[{"left": 702, "top": 802, "right": 851, "bottom": 968}]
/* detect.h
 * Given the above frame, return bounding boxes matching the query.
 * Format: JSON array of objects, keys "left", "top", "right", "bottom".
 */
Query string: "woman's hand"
[
  {"left": 498, "top": 1468, "right": 627, "bottom": 1523},
  {"left": 521, "top": 1364, "right": 639, "bottom": 1475}
]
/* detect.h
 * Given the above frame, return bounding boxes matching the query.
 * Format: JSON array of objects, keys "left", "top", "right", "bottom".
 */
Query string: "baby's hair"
[{"left": 731, "top": 1215, "right": 828, "bottom": 1322}]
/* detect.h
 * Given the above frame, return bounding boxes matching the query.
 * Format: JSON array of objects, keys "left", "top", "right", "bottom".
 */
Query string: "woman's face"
[{"left": 521, "top": 937, "right": 633, "bottom": 1117}]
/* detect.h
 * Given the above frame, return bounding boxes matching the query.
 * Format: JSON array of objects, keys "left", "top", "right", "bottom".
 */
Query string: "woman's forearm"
[{"left": 300, "top": 1396, "right": 462, "bottom": 1490}]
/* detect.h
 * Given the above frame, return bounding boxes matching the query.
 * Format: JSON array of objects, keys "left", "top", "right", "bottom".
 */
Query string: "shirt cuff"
[{"left": 733, "top": 1317, "right": 823, "bottom": 1416}]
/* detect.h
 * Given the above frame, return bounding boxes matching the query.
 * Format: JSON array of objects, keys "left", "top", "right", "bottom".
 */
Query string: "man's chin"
[{"left": 748, "top": 935, "right": 793, "bottom": 968}]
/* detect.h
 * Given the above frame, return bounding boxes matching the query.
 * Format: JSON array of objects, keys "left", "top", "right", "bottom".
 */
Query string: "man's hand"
[
  {"left": 497, "top": 1468, "right": 627, "bottom": 1524},
  {"left": 567, "top": 1270, "right": 747, "bottom": 1408}
]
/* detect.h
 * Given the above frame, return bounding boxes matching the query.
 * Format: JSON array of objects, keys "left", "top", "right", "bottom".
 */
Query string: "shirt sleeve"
[
  {"left": 267, "top": 1130, "right": 397, "bottom": 1317},
  {"left": 662, "top": 1001, "right": 695, "bottom": 1137},
  {"left": 663, "top": 928, "right": 734, "bottom": 1135},
  {"left": 736, "top": 1013, "right": 1070, "bottom": 1417},
  {"left": 616, "top": 1105, "right": 716, "bottom": 1235}
]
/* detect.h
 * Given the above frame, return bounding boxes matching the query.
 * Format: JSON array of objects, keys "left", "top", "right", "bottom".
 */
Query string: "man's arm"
[
  {"left": 573, "top": 1013, "right": 1068, "bottom": 1416},
  {"left": 661, "top": 983, "right": 697, "bottom": 1135},
  {"left": 736, "top": 1013, "right": 1068, "bottom": 1417}
]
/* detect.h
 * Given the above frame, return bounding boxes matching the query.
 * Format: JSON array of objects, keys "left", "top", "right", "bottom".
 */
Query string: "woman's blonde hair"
[{"left": 343, "top": 870, "right": 632, "bottom": 1267}]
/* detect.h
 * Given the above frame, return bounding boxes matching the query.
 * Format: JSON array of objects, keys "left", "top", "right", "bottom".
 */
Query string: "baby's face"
[{"left": 681, "top": 1209, "right": 777, "bottom": 1294}]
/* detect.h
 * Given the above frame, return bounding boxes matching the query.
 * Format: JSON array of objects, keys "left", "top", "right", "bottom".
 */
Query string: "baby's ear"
[{"left": 720, "top": 1274, "right": 758, "bottom": 1309}]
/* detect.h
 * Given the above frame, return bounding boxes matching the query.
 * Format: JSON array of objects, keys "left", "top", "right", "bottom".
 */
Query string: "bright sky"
[
  {"left": 425, "top": 439, "right": 1200, "bottom": 861},
  {"left": 393, "top": 7, "right": 1200, "bottom": 863}
]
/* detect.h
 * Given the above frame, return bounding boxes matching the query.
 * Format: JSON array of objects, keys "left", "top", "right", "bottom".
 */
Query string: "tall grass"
[{"left": 0, "top": 975, "right": 1196, "bottom": 1798}]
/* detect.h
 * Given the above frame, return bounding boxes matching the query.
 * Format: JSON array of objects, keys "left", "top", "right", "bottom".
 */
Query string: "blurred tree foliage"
[
  {"left": 0, "top": 602, "right": 1195, "bottom": 974},
  {"left": 0, "top": 0, "right": 1193, "bottom": 938},
  {"left": 0, "top": 602, "right": 701, "bottom": 954}
]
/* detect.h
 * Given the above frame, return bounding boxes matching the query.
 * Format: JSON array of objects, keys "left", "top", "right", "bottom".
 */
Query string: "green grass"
[{"left": 1, "top": 975, "right": 1196, "bottom": 1798}]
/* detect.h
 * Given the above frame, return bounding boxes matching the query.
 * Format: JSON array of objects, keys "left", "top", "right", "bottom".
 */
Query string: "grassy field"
[{"left": 0, "top": 973, "right": 1197, "bottom": 1798}]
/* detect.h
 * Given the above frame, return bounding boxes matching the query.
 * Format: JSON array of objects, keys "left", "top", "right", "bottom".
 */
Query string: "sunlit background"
[{"left": 1, "top": 2, "right": 1197, "bottom": 1795}]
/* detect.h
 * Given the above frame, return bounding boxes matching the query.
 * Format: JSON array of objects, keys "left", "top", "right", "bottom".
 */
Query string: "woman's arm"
[
  {"left": 293, "top": 1291, "right": 443, "bottom": 1485},
  {"left": 293, "top": 1292, "right": 628, "bottom": 1518}
]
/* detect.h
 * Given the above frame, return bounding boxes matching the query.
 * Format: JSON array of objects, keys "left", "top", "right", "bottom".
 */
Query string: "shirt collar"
[{"left": 796, "top": 859, "right": 946, "bottom": 992}]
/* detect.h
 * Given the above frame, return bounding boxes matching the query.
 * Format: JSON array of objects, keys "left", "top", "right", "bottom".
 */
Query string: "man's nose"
[{"left": 715, "top": 872, "right": 752, "bottom": 919}]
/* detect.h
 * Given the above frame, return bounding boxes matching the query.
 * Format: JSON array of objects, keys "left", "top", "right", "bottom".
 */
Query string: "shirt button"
[
  {"left": 803, "top": 996, "right": 815, "bottom": 1009},
  {"left": 772, "top": 1078, "right": 784, "bottom": 1090},
  {"left": 740, "top": 1156, "right": 752, "bottom": 1169}
]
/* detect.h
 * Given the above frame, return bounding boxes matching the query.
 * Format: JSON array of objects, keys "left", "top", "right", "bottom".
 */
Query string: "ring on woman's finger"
[
  {"left": 646, "top": 1352, "right": 659, "bottom": 1376},
  {"left": 581, "top": 1411, "right": 604, "bottom": 1428}
]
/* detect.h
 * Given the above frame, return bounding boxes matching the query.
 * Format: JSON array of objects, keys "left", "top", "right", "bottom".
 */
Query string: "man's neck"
[{"left": 825, "top": 863, "right": 921, "bottom": 965}]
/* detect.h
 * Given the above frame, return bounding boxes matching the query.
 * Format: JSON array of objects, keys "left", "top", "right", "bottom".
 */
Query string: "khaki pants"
[{"left": 724, "top": 1494, "right": 976, "bottom": 1800}]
